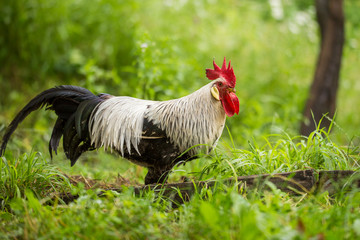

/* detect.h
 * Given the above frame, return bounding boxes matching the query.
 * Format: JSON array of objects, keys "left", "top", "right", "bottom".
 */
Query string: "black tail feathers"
[{"left": 0, "top": 85, "right": 108, "bottom": 166}]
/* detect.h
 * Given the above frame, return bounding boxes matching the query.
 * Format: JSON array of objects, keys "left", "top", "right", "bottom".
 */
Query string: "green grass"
[
  {"left": 1, "top": 128, "right": 359, "bottom": 239},
  {"left": 2, "top": 169, "right": 360, "bottom": 239},
  {"left": 1, "top": 0, "right": 360, "bottom": 239},
  {"left": 0, "top": 152, "right": 71, "bottom": 209},
  {"left": 174, "top": 124, "right": 360, "bottom": 183}
]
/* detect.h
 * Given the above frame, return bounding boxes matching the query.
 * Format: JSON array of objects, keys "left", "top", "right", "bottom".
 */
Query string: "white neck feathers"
[
  {"left": 146, "top": 82, "right": 226, "bottom": 155},
  {"left": 89, "top": 81, "right": 226, "bottom": 156}
]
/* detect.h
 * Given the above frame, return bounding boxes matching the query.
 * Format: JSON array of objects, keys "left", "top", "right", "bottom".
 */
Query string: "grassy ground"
[
  {"left": 1, "top": 0, "right": 360, "bottom": 239},
  {"left": 1, "top": 128, "right": 360, "bottom": 239}
]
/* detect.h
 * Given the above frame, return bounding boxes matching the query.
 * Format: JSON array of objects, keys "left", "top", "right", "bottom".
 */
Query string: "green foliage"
[{"left": 1, "top": 0, "right": 360, "bottom": 146}]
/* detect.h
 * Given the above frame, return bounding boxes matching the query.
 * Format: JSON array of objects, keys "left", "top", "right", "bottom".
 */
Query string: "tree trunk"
[{"left": 300, "top": 0, "right": 344, "bottom": 136}]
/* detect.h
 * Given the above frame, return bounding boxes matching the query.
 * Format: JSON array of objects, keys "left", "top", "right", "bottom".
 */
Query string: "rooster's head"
[{"left": 206, "top": 58, "right": 239, "bottom": 117}]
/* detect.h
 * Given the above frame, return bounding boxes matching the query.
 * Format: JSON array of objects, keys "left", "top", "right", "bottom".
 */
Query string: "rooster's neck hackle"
[{"left": 147, "top": 81, "right": 226, "bottom": 155}]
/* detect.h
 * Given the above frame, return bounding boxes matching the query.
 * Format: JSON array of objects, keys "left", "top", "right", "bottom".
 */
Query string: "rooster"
[{"left": 0, "top": 58, "right": 239, "bottom": 184}]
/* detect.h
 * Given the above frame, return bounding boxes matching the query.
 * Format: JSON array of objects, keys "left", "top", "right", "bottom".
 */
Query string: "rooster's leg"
[{"left": 144, "top": 167, "right": 171, "bottom": 185}]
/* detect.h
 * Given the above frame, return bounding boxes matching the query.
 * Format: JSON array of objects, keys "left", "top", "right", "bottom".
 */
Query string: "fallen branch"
[{"left": 55, "top": 170, "right": 360, "bottom": 206}]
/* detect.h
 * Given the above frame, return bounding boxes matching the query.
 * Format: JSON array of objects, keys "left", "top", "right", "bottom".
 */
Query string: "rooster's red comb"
[{"left": 206, "top": 57, "right": 236, "bottom": 88}]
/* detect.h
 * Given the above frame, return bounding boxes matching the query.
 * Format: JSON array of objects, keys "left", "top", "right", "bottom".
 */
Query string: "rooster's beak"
[{"left": 228, "top": 88, "right": 236, "bottom": 93}]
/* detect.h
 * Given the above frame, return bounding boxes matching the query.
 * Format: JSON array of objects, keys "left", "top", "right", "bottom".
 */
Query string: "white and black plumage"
[{"left": 0, "top": 58, "right": 239, "bottom": 184}]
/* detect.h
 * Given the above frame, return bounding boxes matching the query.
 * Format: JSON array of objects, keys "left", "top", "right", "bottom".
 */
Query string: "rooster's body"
[{"left": 0, "top": 58, "right": 239, "bottom": 184}]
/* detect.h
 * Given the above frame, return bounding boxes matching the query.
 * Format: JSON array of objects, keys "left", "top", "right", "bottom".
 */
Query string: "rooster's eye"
[{"left": 218, "top": 82, "right": 223, "bottom": 87}]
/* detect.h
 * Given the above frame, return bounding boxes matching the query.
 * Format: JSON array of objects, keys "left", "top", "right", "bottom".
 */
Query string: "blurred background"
[{"left": 0, "top": 0, "right": 359, "bottom": 180}]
